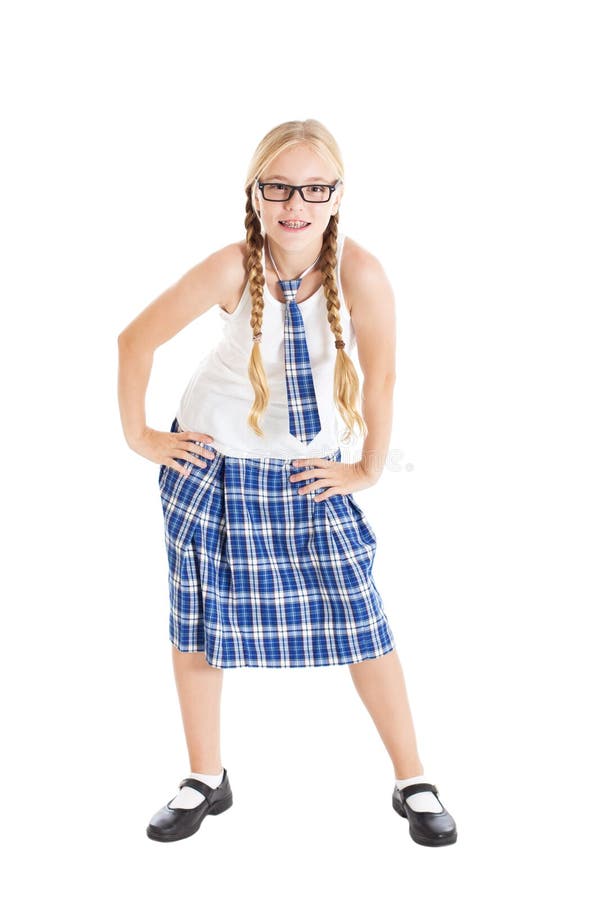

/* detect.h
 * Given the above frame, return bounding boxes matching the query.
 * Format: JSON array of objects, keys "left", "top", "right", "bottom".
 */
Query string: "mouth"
[{"left": 279, "top": 220, "right": 311, "bottom": 231}]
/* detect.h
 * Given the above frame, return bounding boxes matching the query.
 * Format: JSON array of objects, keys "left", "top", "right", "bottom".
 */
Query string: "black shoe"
[
  {"left": 147, "top": 769, "right": 233, "bottom": 842},
  {"left": 392, "top": 782, "right": 457, "bottom": 846}
]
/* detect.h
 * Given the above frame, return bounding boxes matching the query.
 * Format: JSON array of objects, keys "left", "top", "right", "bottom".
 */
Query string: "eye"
[{"left": 308, "top": 185, "right": 326, "bottom": 193}]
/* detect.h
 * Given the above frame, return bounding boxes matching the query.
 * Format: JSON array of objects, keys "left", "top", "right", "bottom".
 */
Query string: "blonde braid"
[
  {"left": 321, "top": 215, "right": 368, "bottom": 443},
  {"left": 244, "top": 187, "right": 269, "bottom": 437}
]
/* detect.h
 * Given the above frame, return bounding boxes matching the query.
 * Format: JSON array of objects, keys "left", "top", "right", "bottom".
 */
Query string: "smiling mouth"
[{"left": 279, "top": 220, "right": 310, "bottom": 229}]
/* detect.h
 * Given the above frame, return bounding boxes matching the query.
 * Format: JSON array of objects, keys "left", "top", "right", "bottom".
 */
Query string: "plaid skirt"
[{"left": 158, "top": 417, "right": 396, "bottom": 668}]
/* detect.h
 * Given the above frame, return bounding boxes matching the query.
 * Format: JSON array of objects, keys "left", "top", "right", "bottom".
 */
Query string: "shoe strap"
[
  {"left": 178, "top": 777, "right": 215, "bottom": 798},
  {"left": 399, "top": 782, "right": 438, "bottom": 800},
  {"left": 178, "top": 767, "right": 226, "bottom": 796}
]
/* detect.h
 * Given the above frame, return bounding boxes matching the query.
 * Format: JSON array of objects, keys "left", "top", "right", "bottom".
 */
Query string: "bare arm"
[
  {"left": 342, "top": 241, "right": 397, "bottom": 483},
  {"left": 117, "top": 242, "right": 245, "bottom": 449},
  {"left": 118, "top": 342, "right": 163, "bottom": 450}
]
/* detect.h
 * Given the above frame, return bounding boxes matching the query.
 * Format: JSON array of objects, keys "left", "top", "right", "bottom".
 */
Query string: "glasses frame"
[{"left": 256, "top": 179, "right": 341, "bottom": 203}]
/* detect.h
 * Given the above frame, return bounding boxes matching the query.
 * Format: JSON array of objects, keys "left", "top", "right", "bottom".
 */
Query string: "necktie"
[{"left": 267, "top": 240, "right": 322, "bottom": 445}]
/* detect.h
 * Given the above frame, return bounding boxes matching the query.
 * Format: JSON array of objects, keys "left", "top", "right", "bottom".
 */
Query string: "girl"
[{"left": 117, "top": 119, "right": 457, "bottom": 847}]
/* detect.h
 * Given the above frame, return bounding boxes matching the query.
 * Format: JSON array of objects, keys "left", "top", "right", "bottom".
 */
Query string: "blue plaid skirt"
[{"left": 158, "top": 417, "right": 396, "bottom": 668}]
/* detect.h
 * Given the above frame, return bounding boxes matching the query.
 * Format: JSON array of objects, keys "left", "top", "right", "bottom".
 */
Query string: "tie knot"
[{"left": 278, "top": 278, "right": 302, "bottom": 303}]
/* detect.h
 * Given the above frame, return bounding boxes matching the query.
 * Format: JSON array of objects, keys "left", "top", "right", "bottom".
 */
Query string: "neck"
[{"left": 265, "top": 233, "right": 325, "bottom": 280}]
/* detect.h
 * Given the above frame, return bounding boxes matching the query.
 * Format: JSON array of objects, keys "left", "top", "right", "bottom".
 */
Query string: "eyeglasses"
[{"left": 256, "top": 180, "right": 341, "bottom": 203}]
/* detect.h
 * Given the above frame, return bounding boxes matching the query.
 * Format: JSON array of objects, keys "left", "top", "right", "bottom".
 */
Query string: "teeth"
[{"left": 281, "top": 221, "right": 308, "bottom": 228}]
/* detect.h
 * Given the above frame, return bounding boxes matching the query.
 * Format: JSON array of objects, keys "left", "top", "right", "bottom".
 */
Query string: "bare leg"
[
  {"left": 171, "top": 646, "right": 224, "bottom": 773},
  {"left": 348, "top": 648, "right": 424, "bottom": 780}
]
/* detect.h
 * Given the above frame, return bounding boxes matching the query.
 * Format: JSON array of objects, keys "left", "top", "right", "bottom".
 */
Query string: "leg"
[
  {"left": 348, "top": 648, "right": 424, "bottom": 779},
  {"left": 171, "top": 646, "right": 224, "bottom": 773}
]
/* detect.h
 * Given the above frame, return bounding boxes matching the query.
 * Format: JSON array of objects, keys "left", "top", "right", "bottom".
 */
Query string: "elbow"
[
  {"left": 118, "top": 327, "right": 155, "bottom": 358},
  {"left": 364, "top": 372, "right": 396, "bottom": 389},
  {"left": 118, "top": 327, "right": 136, "bottom": 349}
]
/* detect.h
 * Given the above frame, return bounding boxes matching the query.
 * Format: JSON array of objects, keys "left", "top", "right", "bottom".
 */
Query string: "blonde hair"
[{"left": 243, "top": 118, "right": 367, "bottom": 444}]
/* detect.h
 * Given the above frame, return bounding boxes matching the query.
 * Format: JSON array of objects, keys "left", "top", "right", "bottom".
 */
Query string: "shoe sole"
[
  {"left": 392, "top": 795, "right": 457, "bottom": 847},
  {"left": 146, "top": 793, "right": 233, "bottom": 842}
]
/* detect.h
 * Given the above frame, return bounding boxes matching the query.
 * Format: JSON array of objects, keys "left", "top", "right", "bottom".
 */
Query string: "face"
[{"left": 254, "top": 143, "right": 343, "bottom": 246}]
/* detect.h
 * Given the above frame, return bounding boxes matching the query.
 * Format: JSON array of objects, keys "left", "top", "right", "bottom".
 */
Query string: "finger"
[
  {"left": 292, "top": 457, "right": 327, "bottom": 467},
  {"left": 167, "top": 462, "right": 189, "bottom": 476},
  {"left": 179, "top": 443, "right": 215, "bottom": 462},
  {"left": 290, "top": 471, "right": 319, "bottom": 484},
  {"left": 181, "top": 431, "right": 215, "bottom": 443},
  {"left": 313, "top": 488, "right": 338, "bottom": 502},
  {"left": 182, "top": 453, "right": 207, "bottom": 468},
  {"left": 174, "top": 449, "right": 213, "bottom": 468},
  {"left": 290, "top": 462, "right": 336, "bottom": 483},
  {"left": 298, "top": 479, "right": 337, "bottom": 495}
]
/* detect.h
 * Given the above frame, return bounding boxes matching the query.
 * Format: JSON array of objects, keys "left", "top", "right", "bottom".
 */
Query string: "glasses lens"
[
  {"left": 262, "top": 183, "right": 293, "bottom": 201},
  {"left": 262, "top": 183, "right": 332, "bottom": 202},
  {"left": 302, "top": 185, "right": 332, "bottom": 202}
]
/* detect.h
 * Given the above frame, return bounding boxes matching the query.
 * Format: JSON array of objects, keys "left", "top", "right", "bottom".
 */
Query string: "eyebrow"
[{"left": 263, "top": 175, "right": 332, "bottom": 183}]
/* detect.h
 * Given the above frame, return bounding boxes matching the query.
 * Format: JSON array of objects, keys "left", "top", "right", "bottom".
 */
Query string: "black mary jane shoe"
[
  {"left": 147, "top": 769, "right": 233, "bottom": 842},
  {"left": 392, "top": 782, "right": 457, "bottom": 846}
]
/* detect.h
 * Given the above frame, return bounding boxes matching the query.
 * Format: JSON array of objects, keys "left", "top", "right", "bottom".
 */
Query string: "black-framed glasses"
[{"left": 256, "top": 180, "right": 341, "bottom": 203}]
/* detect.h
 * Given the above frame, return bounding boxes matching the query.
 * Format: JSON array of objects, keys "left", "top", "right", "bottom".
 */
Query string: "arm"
[
  {"left": 341, "top": 240, "right": 397, "bottom": 484},
  {"left": 117, "top": 242, "right": 245, "bottom": 449}
]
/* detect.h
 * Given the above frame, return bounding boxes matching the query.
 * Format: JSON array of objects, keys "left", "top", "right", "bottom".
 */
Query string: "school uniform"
[{"left": 157, "top": 231, "right": 396, "bottom": 668}]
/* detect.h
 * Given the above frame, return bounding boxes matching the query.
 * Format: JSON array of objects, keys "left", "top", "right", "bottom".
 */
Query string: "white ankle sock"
[
  {"left": 168, "top": 769, "right": 224, "bottom": 809},
  {"left": 395, "top": 774, "right": 444, "bottom": 813}
]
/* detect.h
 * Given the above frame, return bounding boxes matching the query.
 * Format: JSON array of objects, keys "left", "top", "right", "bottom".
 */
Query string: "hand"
[
  {"left": 290, "top": 457, "right": 376, "bottom": 501},
  {"left": 130, "top": 426, "right": 216, "bottom": 476}
]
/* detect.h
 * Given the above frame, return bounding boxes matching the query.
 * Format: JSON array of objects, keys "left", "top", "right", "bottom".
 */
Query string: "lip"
[{"left": 278, "top": 220, "right": 311, "bottom": 230}]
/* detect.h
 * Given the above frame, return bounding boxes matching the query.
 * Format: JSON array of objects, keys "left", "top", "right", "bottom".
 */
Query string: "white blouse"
[{"left": 176, "top": 231, "right": 356, "bottom": 459}]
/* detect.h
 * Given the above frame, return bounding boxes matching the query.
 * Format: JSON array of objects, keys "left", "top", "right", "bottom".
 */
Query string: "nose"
[{"left": 284, "top": 186, "right": 305, "bottom": 210}]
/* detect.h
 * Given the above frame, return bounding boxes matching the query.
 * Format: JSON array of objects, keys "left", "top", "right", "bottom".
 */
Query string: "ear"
[
  {"left": 332, "top": 183, "right": 344, "bottom": 215},
  {"left": 252, "top": 190, "right": 262, "bottom": 219}
]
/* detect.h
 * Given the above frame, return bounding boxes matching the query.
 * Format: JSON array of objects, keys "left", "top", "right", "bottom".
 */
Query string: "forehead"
[
  {"left": 264, "top": 173, "right": 330, "bottom": 182},
  {"left": 262, "top": 145, "right": 335, "bottom": 182}
]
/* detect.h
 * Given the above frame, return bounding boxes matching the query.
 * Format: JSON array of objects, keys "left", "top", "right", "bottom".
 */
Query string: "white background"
[{"left": 2, "top": 0, "right": 598, "bottom": 895}]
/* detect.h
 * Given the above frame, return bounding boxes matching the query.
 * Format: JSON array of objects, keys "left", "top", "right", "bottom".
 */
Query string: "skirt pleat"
[{"left": 158, "top": 417, "right": 396, "bottom": 668}]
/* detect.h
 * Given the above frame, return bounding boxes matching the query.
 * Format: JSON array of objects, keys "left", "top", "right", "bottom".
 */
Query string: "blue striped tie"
[{"left": 278, "top": 277, "right": 322, "bottom": 444}]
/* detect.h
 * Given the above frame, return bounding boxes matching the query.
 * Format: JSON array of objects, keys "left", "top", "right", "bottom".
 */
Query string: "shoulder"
[
  {"left": 200, "top": 240, "right": 249, "bottom": 313},
  {"left": 339, "top": 236, "right": 392, "bottom": 316}
]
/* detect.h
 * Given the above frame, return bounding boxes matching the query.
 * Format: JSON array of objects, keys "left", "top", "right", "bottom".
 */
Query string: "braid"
[
  {"left": 321, "top": 215, "right": 368, "bottom": 443},
  {"left": 244, "top": 187, "right": 269, "bottom": 437}
]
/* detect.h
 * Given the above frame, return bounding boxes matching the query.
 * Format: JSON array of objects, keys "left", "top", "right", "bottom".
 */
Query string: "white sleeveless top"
[{"left": 176, "top": 231, "right": 356, "bottom": 459}]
